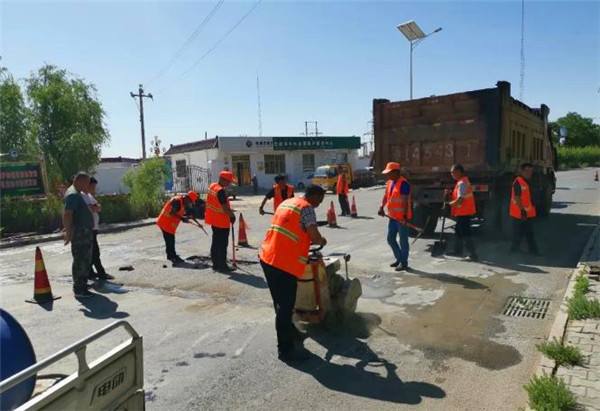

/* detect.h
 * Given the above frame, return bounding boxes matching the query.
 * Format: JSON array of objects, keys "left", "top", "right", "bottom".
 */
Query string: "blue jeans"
[{"left": 387, "top": 219, "right": 409, "bottom": 266}]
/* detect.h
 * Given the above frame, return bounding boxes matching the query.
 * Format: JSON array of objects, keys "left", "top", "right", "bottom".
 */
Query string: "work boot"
[
  {"left": 172, "top": 257, "right": 186, "bottom": 267},
  {"left": 98, "top": 273, "right": 115, "bottom": 281},
  {"left": 278, "top": 348, "right": 311, "bottom": 362},
  {"left": 74, "top": 289, "right": 95, "bottom": 299},
  {"left": 214, "top": 265, "right": 236, "bottom": 273},
  {"left": 395, "top": 264, "right": 408, "bottom": 272},
  {"left": 390, "top": 261, "right": 400, "bottom": 268},
  {"left": 292, "top": 327, "right": 309, "bottom": 342}
]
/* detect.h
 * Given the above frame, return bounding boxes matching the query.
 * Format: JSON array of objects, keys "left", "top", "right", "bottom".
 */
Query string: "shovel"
[
  {"left": 383, "top": 214, "right": 425, "bottom": 244},
  {"left": 431, "top": 208, "right": 447, "bottom": 257}
]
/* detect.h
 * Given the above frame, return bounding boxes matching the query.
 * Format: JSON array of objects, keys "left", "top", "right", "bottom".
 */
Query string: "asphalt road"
[{"left": 2, "top": 168, "right": 599, "bottom": 410}]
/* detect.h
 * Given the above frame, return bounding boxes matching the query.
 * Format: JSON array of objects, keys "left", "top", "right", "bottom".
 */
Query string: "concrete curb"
[
  {"left": 533, "top": 225, "right": 600, "bottom": 378},
  {"left": 0, "top": 219, "right": 156, "bottom": 250}
]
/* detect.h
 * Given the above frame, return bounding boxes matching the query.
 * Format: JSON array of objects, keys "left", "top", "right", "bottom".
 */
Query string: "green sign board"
[
  {"left": 273, "top": 137, "right": 361, "bottom": 151},
  {"left": 0, "top": 161, "right": 45, "bottom": 196}
]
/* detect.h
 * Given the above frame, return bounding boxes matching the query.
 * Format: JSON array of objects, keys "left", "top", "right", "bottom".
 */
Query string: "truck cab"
[{"left": 312, "top": 164, "right": 354, "bottom": 193}]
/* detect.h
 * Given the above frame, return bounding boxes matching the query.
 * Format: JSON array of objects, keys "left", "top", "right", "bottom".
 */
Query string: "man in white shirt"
[{"left": 82, "top": 177, "right": 115, "bottom": 281}]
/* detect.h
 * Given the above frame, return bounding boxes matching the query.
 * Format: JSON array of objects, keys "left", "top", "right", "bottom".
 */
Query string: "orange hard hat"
[
  {"left": 382, "top": 162, "right": 401, "bottom": 174},
  {"left": 187, "top": 190, "right": 199, "bottom": 202},
  {"left": 219, "top": 171, "right": 237, "bottom": 183}
]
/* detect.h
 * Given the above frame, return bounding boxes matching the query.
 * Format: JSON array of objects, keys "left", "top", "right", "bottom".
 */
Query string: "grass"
[
  {"left": 536, "top": 338, "right": 584, "bottom": 367},
  {"left": 573, "top": 270, "right": 590, "bottom": 296},
  {"left": 524, "top": 374, "right": 576, "bottom": 411},
  {"left": 567, "top": 294, "right": 600, "bottom": 320},
  {"left": 557, "top": 145, "right": 600, "bottom": 169}
]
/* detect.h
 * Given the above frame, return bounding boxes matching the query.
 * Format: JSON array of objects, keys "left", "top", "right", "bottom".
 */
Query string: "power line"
[
  {"left": 147, "top": 0, "right": 225, "bottom": 87},
  {"left": 520, "top": 0, "right": 525, "bottom": 101},
  {"left": 156, "top": 0, "right": 262, "bottom": 94}
]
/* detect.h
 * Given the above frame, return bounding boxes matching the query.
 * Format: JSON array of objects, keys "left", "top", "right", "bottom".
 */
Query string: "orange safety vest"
[
  {"left": 451, "top": 176, "right": 476, "bottom": 217},
  {"left": 273, "top": 184, "right": 294, "bottom": 211},
  {"left": 510, "top": 176, "right": 536, "bottom": 219},
  {"left": 383, "top": 177, "right": 412, "bottom": 220},
  {"left": 205, "top": 182, "right": 231, "bottom": 229},
  {"left": 259, "top": 197, "right": 311, "bottom": 278},
  {"left": 336, "top": 173, "right": 349, "bottom": 195},
  {"left": 156, "top": 195, "right": 185, "bottom": 234}
]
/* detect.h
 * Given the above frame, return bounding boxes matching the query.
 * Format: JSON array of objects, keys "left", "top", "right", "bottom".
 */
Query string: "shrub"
[
  {"left": 96, "top": 194, "right": 134, "bottom": 224},
  {"left": 0, "top": 196, "right": 62, "bottom": 234},
  {"left": 568, "top": 294, "right": 600, "bottom": 320},
  {"left": 123, "top": 158, "right": 168, "bottom": 219},
  {"left": 536, "top": 338, "right": 584, "bottom": 367},
  {"left": 524, "top": 374, "right": 576, "bottom": 411},
  {"left": 557, "top": 146, "right": 600, "bottom": 169}
]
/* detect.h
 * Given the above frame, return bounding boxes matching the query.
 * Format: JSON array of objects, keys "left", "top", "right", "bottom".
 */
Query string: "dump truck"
[{"left": 373, "top": 81, "right": 557, "bottom": 236}]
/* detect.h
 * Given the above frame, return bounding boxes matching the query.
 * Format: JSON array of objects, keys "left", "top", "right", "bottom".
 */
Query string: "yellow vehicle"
[{"left": 312, "top": 164, "right": 354, "bottom": 193}]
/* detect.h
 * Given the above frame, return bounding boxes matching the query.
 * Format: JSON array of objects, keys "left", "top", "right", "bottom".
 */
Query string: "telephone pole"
[{"left": 130, "top": 84, "right": 153, "bottom": 160}]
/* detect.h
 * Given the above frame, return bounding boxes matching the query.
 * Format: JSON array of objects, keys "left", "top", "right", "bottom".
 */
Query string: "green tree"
[
  {"left": 0, "top": 69, "right": 34, "bottom": 156},
  {"left": 123, "top": 158, "right": 168, "bottom": 218},
  {"left": 26, "top": 65, "right": 109, "bottom": 186},
  {"left": 550, "top": 112, "right": 600, "bottom": 147}
]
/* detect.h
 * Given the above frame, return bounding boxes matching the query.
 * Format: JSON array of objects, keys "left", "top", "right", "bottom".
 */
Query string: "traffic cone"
[
  {"left": 327, "top": 201, "right": 338, "bottom": 227},
  {"left": 238, "top": 213, "right": 249, "bottom": 247},
  {"left": 350, "top": 195, "right": 358, "bottom": 218},
  {"left": 26, "top": 247, "right": 61, "bottom": 304},
  {"left": 595, "top": 171, "right": 598, "bottom": 182}
]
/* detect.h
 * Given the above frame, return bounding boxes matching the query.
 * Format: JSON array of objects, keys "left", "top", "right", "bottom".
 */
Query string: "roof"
[
  {"left": 100, "top": 156, "right": 139, "bottom": 163},
  {"left": 164, "top": 138, "right": 218, "bottom": 155}
]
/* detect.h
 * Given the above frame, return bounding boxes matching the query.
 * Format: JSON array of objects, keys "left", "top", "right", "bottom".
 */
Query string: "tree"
[
  {"left": 123, "top": 158, "right": 168, "bottom": 218},
  {"left": 550, "top": 112, "right": 600, "bottom": 148},
  {"left": 26, "top": 65, "right": 110, "bottom": 186},
  {"left": 0, "top": 70, "right": 33, "bottom": 156}
]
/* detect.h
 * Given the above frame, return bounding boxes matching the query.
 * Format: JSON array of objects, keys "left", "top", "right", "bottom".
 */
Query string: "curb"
[
  {"left": 0, "top": 219, "right": 155, "bottom": 250},
  {"left": 533, "top": 224, "right": 600, "bottom": 378}
]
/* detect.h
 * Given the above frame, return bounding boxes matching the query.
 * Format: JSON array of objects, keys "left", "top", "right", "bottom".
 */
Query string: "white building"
[
  {"left": 164, "top": 136, "right": 361, "bottom": 190},
  {"left": 93, "top": 157, "right": 139, "bottom": 194}
]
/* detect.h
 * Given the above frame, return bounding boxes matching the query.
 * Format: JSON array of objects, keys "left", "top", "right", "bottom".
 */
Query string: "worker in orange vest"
[
  {"left": 444, "top": 164, "right": 478, "bottom": 261},
  {"left": 378, "top": 162, "right": 412, "bottom": 271},
  {"left": 206, "top": 171, "right": 237, "bottom": 272},
  {"left": 259, "top": 175, "right": 294, "bottom": 215},
  {"left": 156, "top": 190, "right": 199, "bottom": 266},
  {"left": 336, "top": 165, "right": 351, "bottom": 216},
  {"left": 259, "top": 185, "right": 327, "bottom": 362},
  {"left": 510, "top": 163, "right": 540, "bottom": 255}
]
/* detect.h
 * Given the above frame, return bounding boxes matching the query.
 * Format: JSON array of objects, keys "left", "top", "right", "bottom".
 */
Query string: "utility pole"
[{"left": 130, "top": 84, "right": 153, "bottom": 160}]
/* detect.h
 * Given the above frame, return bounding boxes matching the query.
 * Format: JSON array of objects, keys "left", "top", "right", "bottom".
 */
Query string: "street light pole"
[{"left": 397, "top": 21, "right": 442, "bottom": 100}]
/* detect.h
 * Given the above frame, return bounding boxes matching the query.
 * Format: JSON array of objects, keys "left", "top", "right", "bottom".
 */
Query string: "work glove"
[
  {"left": 259, "top": 207, "right": 265, "bottom": 216},
  {"left": 378, "top": 207, "right": 385, "bottom": 217},
  {"left": 230, "top": 215, "right": 237, "bottom": 225},
  {"left": 521, "top": 209, "right": 527, "bottom": 220}
]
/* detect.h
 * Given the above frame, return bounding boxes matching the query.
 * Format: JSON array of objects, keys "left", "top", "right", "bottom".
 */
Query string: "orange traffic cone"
[
  {"left": 350, "top": 195, "right": 358, "bottom": 218},
  {"left": 327, "top": 201, "right": 338, "bottom": 227},
  {"left": 26, "top": 247, "right": 61, "bottom": 304},
  {"left": 595, "top": 171, "right": 598, "bottom": 182},
  {"left": 238, "top": 213, "right": 249, "bottom": 247}
]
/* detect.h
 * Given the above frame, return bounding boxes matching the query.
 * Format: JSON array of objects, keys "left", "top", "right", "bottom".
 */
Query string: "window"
[
  {"left": 302, "top": 154, "right": 315, "bottom": 172},
  {"left": 176, "top": 159, "right": 187, "bottom": 177},
  {"left": 264, "top": 154, "right": 286, "bottom": 175}
]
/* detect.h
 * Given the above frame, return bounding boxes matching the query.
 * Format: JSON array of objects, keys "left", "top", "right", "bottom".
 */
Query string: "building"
[
  {"left": 93, "top": 157, "right": 139, "bottom": 194},
  {"left": 164, "top": 136, "right": 361, "bottom": 190}
]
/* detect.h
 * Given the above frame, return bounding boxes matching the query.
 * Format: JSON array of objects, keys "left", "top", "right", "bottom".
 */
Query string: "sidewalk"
[{"left": 0, "top": 218, "right": 156, "bottom": 250}]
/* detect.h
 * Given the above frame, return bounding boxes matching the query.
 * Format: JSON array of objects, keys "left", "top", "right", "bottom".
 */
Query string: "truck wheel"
[
  {"left": 412, "top": 205, "right": 439, "bottom": 237},
  {"left": 537, "top": 186, "right": 553, "bottom": 218}
]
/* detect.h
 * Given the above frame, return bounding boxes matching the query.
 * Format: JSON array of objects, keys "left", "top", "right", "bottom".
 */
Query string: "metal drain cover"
[{"left": 502, "top": 297, "right": 550, "bottom": 319}]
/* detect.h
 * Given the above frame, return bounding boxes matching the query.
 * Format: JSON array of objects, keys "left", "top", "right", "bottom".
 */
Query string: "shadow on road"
[
  {"left": 407, "top": 268, "right": 489, "bottom": 290},
  {"left": 78, "top": 294, "right": 129, "bottom": 319},
  {"left": 292, "top": 312, "right": 446, "bottom": 405},
  {"left": 226, "top": 269, "right": 268, "bottom": 289}
]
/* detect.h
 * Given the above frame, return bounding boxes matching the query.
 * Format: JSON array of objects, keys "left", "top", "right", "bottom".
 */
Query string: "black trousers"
[
  {"left": 211, "top": 226, "right": 230, "bottom": 268},
  {"left": 90, "top": 230, "right": 106, "bottom": 277},
  {"left": 511, "top": 218, "right": 539, "bottom": 252},
  {"left": 162, "top": 229, "right": 177, "bottom": 260},
  {"left": 338, "top": 194, "right": 351, "bottom": 215},
  {"left": 454, "top": 216, "right": 476, "bottom": 256},
  {"left": 260, "top": 260, "right": 298, "bottom": 353}
]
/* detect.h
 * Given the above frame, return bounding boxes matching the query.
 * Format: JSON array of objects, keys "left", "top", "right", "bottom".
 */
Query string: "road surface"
[{"left": 1, "top": 168, "right": 598, "bottom": 410}]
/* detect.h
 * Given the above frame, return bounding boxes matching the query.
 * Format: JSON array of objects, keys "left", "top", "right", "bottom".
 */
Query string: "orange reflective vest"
[
  {"left": 259, "top": 197, "right": 311, "bottom": 278},
  {"left": 205, "top": 182, "right": 231, "bottom": 229},
  {"left": 273, "top": 184, "right": 294, "bottom": 211},
  {"left": 451, "top": 176, "right": 476, "bottom": 217},
  {"left": 383, "top": 177, "right": 412, "bottom": 220},
  {"left": 336, "top": 173, "right": 349, "bottom": 195},
  {"left": 156, "top": 195, "right": 184, "bottom": 234},
  {"left": 510, "top": 176, "right": 536, "bottom": 219}
]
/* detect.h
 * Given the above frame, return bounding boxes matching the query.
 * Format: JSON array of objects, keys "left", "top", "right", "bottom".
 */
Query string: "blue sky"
[{"left": 2, "top": 1, "right": 599, "bottom": 158}]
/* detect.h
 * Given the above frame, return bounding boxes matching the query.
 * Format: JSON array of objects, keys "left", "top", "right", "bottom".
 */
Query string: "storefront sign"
[
  {"left": 0, "top": 162, "right": 45, "bottom": 196},
  {"left": 273, "top": 137, "right": 360, "bottom": 151}
]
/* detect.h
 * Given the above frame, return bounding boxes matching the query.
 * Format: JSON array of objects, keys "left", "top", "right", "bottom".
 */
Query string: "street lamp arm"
[{"left": 412, "top": 27, "right": 442, "bottom": 48}]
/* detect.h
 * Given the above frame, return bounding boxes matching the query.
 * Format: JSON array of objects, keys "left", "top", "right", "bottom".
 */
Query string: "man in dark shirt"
[
  {"left": 510, "top": 163, "right": 540, "bottom": 255},
  {"left": 259, "top": 175, "right": 295, "bottom": 215},
  {"left": 63, "top": 172, "right": 94, "bottom": 298}
]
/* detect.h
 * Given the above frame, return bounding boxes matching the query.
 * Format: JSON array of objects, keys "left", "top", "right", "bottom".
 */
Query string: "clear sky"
[{"left": 2, "top": 1, "right": 599, "bottom": 158}]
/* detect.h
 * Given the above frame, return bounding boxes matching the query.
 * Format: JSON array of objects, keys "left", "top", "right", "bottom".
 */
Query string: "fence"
[{"left": 170, "top": 165, "right": 211, "bottom": 197}]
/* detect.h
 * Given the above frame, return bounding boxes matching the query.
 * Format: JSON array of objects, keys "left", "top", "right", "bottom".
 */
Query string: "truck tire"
[
  {"left": 412, "top": 204, "right": 439, "bottom": 237},
  {"left": 537, "top": 186, "right": 553, "bottom": 218}
]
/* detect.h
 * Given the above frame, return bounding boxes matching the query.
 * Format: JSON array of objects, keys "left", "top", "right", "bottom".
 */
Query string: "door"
[{"left": 232, "top": 155, "right": 251, "bottom": 186}]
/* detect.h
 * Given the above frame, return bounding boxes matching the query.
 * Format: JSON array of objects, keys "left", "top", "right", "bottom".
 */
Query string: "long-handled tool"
[
  {"left": 231, "top": 222, "right": 237, "bottom": 268},
  {"left": 189, "top": 218, "right": 208, "bottom": 236},
  {"left": 431, "top": 202, "right": 448, "bottom": 257},
  {"left": 383, "top": 214, "right": 425, "bottom": 244}
]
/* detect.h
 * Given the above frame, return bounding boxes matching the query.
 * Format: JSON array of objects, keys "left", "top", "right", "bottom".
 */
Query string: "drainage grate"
[{"left": 502, "top": 297, "right": 550, "bottom": 319}]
